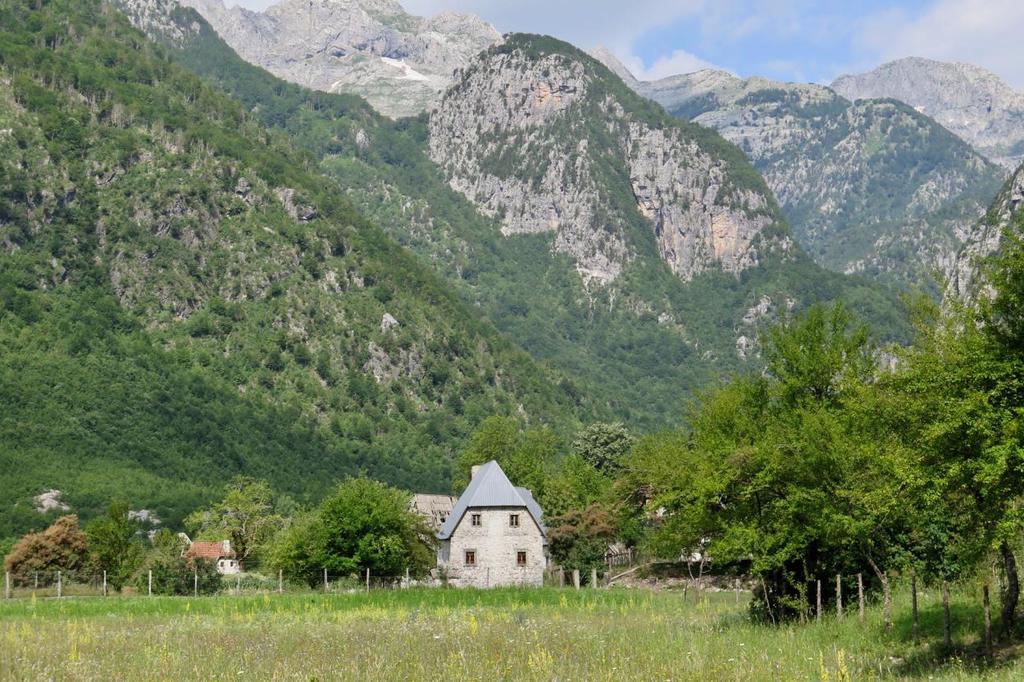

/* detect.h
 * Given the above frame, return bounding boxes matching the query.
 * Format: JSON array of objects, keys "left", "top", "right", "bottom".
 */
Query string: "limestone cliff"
[
  {"left": 429, "top": 36, "right": 792, "bottom": 285},
  {"left": 948, "top": 164, "right": 1024, "bottom": 300}
]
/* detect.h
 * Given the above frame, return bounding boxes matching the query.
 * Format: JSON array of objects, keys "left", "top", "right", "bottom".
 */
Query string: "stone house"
[{"left": 436, "top": 460, "right": 547, "bottom": 588}]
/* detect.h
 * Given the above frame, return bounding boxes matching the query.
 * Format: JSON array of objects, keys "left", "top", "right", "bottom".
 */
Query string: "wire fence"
[{"left": 2, "top": 564, "right": 628, "bottom": 599}]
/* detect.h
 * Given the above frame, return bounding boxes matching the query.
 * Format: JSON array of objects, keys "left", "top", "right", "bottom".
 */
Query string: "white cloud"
[
  {"left": 855, "top": 0, "right": 1024, "bottom": 88},
  {"left": 624, "top": 49, "right": 719, "bottom": 81}
]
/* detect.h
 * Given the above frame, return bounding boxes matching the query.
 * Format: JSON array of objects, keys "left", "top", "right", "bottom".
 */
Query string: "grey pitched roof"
[{"left": 437, "top": 460, "right": 546, "bottom": 540}]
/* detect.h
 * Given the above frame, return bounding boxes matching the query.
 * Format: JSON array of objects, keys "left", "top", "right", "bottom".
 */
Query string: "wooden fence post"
[
  {"left": 911, "top": 574, "right": 919, "bottom": 640},
  {"left": 4, "top": 571, "right": 9, "bottom": 599},
  {"left": 34, "top": 572, "right": 38, "bottom": 590},
  {"left": 323, "top": 568, "right": 328, "bottom": 594},
  {"left": 365, "top": 568, "right": 370, "bottom": 593},
  {"left": 193, "top": 568, "right": 198, "bottom": 598},
  {"left": 735, "top": 578, "right": 740, "bottom": 605},
  {"left": 278, "top": 569, "right": 283, "bottom": 594},
  {"left": 558, "top": 568, "right": 565, "bottom": 588},
  {"left": 816, "top": 579, "right": 822, "bottom": 622},
  {"left": 984, "top": 584, "right": 993, "bottom": 661},
  {"left": 148, "top": 570, "right": 152, "bottom": 597},
  {"left": 405, "top": 567, "right": 410, "bottom": 589},
  {"left": 591, "top": 568, "right": 598, "bottom": 589},
  {"left": 57, "top": 571, "right": 62, "bottom": 599},
  {"left": 572, "top": 569, "right": 580, "bottom": 590},
  {"left": 942, "top": 580, "right": 952, "bottom": 649},
  {"left": 236, "top": 575, "right": 241, "bottom": 595},
  {"left": 836, "top": 574, "right": 843, "bottom": 619},
  {"left": 103, "top": 570, "right": 107, "bottom": 597},
  {"left": 857, "top": 573, "right": 865, "bottom": 623}
]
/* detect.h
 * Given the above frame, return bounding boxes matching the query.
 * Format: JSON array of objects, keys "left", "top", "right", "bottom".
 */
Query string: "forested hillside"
[
  {"left": 129, "top": 8, "right": 911, "bottom": 429},
  {"left": 0, "top": 0, "right": 593, "bottom": 537}
]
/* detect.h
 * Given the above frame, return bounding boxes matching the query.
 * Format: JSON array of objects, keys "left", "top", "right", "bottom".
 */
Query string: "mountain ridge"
[
  {"left": 833, "top": 57, "right": 1024, "bottom": 170},
  {"left": 589, "top": 50, "right": 1006, "bottom": 290}
]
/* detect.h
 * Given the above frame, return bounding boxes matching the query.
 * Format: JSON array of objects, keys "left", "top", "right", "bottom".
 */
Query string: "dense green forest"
[
  {"left": 148, "top": 11, "right": 912, "bottom": 429},
  {"left": 0, "top": 0, "right": 595, "bottom": 538}
]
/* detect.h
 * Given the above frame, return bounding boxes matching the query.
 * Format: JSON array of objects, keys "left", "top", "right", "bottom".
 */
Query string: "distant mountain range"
[
  {"left": 833, "top": 57, "right": 1024, "bottom": 170},
  {"left": 590, "top": 49, "right": 1007, "bottom": 290},
  {"left": 178, "top": 0, "right": 502, "bottom": 117}
]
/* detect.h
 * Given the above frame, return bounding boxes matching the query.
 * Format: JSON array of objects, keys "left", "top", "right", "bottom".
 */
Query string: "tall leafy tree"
[
  {"left": 571, "top": 422, "right": 634, "bottom": 474},
  {"left": 268, "top": 478, "right": 433, "bottom": 585},
  {"left": 185, "top": 477, "right": 283, "bottom": 570},
  {"left": 85, "top": 502, "right": 143, "bottom": 591}
]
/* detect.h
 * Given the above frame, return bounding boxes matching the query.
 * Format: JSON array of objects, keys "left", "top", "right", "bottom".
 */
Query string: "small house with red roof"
[{"left": 184, "top": 539, "right": 241, "bottom": 575}]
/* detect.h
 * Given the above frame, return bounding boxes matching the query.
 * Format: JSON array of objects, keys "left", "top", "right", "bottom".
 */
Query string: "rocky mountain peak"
[
  {"left": 429, "top": 35, "right": 793, "bottom": 285},
  {"left": 178, "top": 0, "right": 502, "bottom": 118},
  {"left": 832, "top": 57, "right": 1024, "bottom": 168}
]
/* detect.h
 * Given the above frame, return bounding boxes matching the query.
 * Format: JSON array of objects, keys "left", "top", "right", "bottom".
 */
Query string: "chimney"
[{"left": 470, "top": 465, "right": 481, "bottom": 479}]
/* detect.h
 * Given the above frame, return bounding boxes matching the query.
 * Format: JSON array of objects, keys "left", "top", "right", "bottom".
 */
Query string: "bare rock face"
[
  {"left": 833, "top": 58, "right": 1024, "bottom": 169},
  {"left": 178, "top": 0, "right": 501, "bottom": 118},
  {"left": 429, "top": 40, "right": 789, "bottom": 285},
  {"left": 114, "top": 0, "right": 203, "bottom": 46},
  {"left": 589, "top": 50, "right": 1006, "bottom": 288},
  {"left": 948, "top": 164, "right": 1024, "bottom": 300}
]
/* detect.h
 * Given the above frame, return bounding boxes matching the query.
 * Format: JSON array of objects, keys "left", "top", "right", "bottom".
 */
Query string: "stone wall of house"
[{"left": 442, "top": 507, "right": 546, "bottom": 587}]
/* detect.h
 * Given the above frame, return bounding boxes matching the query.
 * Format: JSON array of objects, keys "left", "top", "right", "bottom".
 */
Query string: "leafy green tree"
[
  {"left": 85, "top": 502, "right": 143, "bottom": 591},
  {"left": 571, "top": 422, "right": 634, "bottom": 474},
  {"left": 629, "top": 304, "right": 911, "bottom": 620},
  {"left": 454, "top": 416, "right": 522, "bottom": 487},
  {"left": 269, "top": 479, "right": 433, "bottom": 586},
  {"left": 185, "top": 477, "right": 282, "bottom": 570}
]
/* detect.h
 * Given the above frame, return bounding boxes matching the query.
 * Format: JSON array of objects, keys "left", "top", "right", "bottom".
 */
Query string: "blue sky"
[{"left": 233, "top": 0, "right": 1024, "bottom": 87}]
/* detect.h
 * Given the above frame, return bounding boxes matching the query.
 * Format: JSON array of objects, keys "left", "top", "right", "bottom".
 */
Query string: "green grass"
[{"left": 1, "top": 586, "right": 1021, "bottom": 680}]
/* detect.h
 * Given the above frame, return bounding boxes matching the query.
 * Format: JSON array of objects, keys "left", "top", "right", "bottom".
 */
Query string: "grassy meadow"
[{"left": 1, "top": 585, "right": 1022, "bottom": 681}]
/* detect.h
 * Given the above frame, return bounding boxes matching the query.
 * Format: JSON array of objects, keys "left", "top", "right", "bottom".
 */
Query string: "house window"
[
  {"left": 465, "top": 550, "right": 476, "bottom": 566},
  {"left": 517, "top": 551, "right": 527, "bottom": 566},
  {"left": 509, "top": 514, "right": 520, "bottom": 527},
  {"left": 471, "top": 513, "right": 481, "bottom": 526}
]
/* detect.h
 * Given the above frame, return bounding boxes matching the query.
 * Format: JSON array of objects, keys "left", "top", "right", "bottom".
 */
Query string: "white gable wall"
[{"left": 441, "top": 506, "right": 546, "bottom": 587}]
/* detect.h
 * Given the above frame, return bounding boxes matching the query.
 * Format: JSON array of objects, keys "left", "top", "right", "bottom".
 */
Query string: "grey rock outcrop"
[
  {"left": 948, "top": 164, "right": 1024, "bottom": 300},
  {"left": 429, "top": 42, "right": 789, "bottom": 285},
  {"left": 178, "top": 0, "right": 501, "bottom": 118},
  {"left": 833, "top": 58, "right": 1024, "bottom": 169},
  {"left": 589, "top": 50, "right": 1005, "bottom": 288}
]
